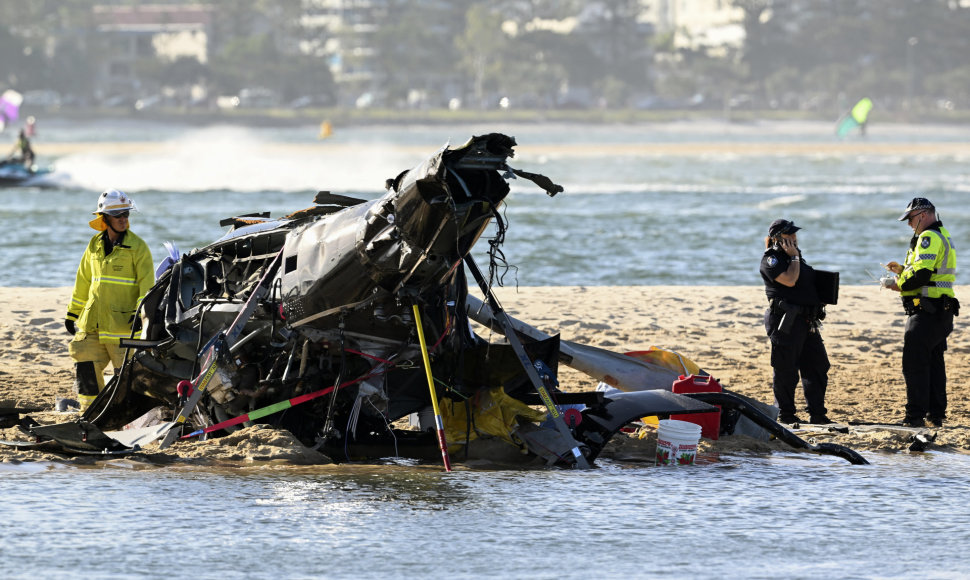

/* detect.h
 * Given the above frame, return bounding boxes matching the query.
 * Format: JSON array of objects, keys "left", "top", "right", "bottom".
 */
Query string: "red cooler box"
[{"left": 670, "top": 374, "right": 722, "bottom": 440}]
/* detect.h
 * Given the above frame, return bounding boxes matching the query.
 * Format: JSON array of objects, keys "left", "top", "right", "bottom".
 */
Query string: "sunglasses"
[{"left": 107, "top": 211, "right": 130, "bottom": 219}]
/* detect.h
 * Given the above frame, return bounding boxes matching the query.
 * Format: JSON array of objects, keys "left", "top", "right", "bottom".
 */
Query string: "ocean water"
[
  {"left": 3, "top": 119, "right": 970, "bottom": 578},
  {"left": 3, "top": 118, "right": 968, "bottom": 287},
  {"left": 2, "top": 452, "right": 969, "bottom": 579}
]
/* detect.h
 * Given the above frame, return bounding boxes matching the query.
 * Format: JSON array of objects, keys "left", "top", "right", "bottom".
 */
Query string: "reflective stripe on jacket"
[
  {"left": 899, "top": 226, "right": 957, "bottom": 299},
  {"left": 67, "top": 230, "right": 154, "bottom": 344}
]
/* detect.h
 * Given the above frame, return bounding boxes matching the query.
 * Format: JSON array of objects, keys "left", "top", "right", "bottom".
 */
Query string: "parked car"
[
  {"left": 288, "top": 94, "right": 335, "bottom": 109},
  {"left": 23, "top": 90, "right": 62, "bottom": 109},
  {"left": 237, "top": 87, "right": 280, "bottom": 108},
  {"left": 100, "top": 94, "right": 136, "bottom": 108}
]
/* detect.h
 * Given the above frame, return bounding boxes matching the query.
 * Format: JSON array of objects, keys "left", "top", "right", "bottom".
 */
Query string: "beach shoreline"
[{"left": 2, "top": 285, "right": 968, "bottom": 463}]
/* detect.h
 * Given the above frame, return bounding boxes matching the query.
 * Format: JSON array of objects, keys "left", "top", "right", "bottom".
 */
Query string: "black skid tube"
[{"left": 686, "top": 392, "right": 869, "bottom": 465}]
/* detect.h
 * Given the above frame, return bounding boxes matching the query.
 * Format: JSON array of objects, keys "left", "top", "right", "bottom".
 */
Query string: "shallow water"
[
  {"left": 2, "top": 451, "right": 969, "bottom": 579},
  {"left": 3, "top": 119, "right": 969, "bottom": 286},
  {"left": 3, "top": 120, "right": 970, "bottom": 578}
]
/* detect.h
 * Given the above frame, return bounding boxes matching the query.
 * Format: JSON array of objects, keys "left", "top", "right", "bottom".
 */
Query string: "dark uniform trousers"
[
  {"left": 903, "top": 309, "right": 953, "bottom": 420},
  {"left": 765, "top": 309, "right": 830, "bottom": 417}
]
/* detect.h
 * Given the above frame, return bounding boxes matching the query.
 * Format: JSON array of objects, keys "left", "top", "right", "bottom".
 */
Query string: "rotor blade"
[{"left": 464, "top": 295, "right": 682, "bottom": 392}]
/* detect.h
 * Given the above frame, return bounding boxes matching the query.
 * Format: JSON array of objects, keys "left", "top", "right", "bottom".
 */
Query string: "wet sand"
[{"left": 2, "top": 285, "right": 968, "bottom": 464}]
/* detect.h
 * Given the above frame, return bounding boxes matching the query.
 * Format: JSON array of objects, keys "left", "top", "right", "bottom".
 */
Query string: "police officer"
[
  {"left": 65, "top": 189, "right": 154, "bottom": 413},
  {"left": 760, "top": 219, "right": 832, "bottom": 425},
  {"left": 886, "top": 197, "right": 959, "bottom": 428}
]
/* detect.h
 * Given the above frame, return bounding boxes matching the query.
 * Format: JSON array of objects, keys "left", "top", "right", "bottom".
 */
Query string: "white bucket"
[
  {"left": 408, "top": 407, "right": 435, "bottom": 432},
  {"left": 655, "top": 419, "right": 702, "bottom": 466}
]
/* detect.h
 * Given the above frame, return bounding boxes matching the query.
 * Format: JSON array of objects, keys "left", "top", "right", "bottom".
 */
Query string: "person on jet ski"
[{"left": 8, "top": 128, "right": 34, "bottom": 168}]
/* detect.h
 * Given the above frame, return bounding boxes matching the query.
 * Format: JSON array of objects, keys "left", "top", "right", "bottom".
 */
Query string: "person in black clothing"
[
  {"left": 760, "top": 219, "right": 832, "bottom": 425},
  {"left": 9, "top": 128, "right": 34, "bottom": 167}
]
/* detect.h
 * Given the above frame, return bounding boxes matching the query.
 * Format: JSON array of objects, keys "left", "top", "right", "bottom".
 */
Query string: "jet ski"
[{"left": 0, "top": 158, "right": 54, "bottom": 186}]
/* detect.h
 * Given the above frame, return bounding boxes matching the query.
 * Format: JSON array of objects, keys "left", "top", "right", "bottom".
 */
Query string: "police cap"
[
  {"left": 768, "top": 219, "right": 801, "bottom": 237},
  {"left": 898, "top": 197, "right": 935, "bottom": 221}
]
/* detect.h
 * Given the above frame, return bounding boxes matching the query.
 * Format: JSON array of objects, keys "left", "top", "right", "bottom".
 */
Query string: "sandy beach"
[{"left": 2, "top": 285, "right": 968, "bottom": 463}]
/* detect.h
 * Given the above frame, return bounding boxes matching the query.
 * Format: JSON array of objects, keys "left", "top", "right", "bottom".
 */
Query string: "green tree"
[
  {"left": 580, "top": 0, "right": 652, "bottom": 84},
  {"left": 512, "top": 28, "right": 601, "bottom": 108},
  {"left": 0, "top": 0, "right": 101, "bottom": 94},
  {"left": 455, "top": 4, "right": 509, "bottom": 108},
  {"left": 277, "top": 54, "right": 337, "bottom": 103},
  {"left": 732, "top": 0, "right": 970, "bottom": 110},
  {"left": 207, "top": 0, "right": 322, "bottom": 99},
  {"left": 372, "top": 0, "right": 469, "bottom": 107},
  {"left": 209, "top": 34, "right": 281, "bottom": 95},
  {"left": 565, "top": 0, "right": 653, "bottom": 104}
]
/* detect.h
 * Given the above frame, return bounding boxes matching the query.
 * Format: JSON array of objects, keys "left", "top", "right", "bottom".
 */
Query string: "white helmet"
[
  {"left": 92, "top": 188, "right": 138, "bottom": 216},
  {"left": 89, "top": 189, "right": 138, "bottom": 230}
]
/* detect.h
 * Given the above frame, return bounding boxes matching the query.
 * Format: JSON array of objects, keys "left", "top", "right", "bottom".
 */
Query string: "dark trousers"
[
  {"left": 903, "top": 310, "right": 953, "bottom": 420},
  {"left": 765, "top": 310, "right": 830, "bottom": 417}
]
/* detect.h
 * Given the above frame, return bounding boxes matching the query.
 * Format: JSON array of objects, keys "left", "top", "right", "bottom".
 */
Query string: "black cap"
[
  {"left": 898, "top": 197, "right": 934, "bottom": 221},
  {"left": 768, "top": 219, "right": 801, "bottom": 237}
]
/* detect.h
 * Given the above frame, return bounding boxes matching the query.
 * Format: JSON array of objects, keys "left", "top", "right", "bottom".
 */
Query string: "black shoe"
[
  {"left": 778, "top": 414, "right": 803, "bottom": 425},
  {"left": 810, "top": 415, "right": 834, "bottom": 425},
  {"left": 902, "top": 417, "right": 926, "bottom": 427},
  {"left": 926, "top": 417, "right": 944, "bottom": 428}
]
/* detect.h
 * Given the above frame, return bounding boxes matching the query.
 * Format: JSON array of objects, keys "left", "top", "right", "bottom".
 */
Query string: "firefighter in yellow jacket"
[
  {"left": 65, "top": 189, "right": 154, "bottom": 412},
  {"left": 886, "top": 197, "right": 959, "bottom": 427}
]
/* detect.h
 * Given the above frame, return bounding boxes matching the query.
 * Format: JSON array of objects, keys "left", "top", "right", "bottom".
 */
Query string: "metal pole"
[
  {"left": 464, "top": 256, "right": 591, "bottom": 468},
  {"left": 412, "top": 304, "right": 453, "bottom": 472}
]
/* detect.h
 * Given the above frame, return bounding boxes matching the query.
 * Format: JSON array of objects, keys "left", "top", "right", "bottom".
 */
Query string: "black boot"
[{"left": 75, "top": 361, "right": 99, "bottom": 414}]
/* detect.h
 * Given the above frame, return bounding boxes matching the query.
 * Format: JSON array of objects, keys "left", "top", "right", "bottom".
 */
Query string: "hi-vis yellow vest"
[
  {"left": 899, "top": 226, "right": 957, "bottom": 299},
  {"left": 67, "top": 231, "right": 154, "bottom": 343}
]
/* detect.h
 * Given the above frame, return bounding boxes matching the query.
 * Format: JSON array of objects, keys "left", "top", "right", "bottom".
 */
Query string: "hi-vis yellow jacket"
[
  {"left": 67, "top": 231, "right": 154, "bottom": 344},
  {"left": 899, "top": 225, "right": 957, "bottom": 300}
]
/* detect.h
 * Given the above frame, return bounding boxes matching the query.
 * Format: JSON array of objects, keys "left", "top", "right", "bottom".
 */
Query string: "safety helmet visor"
[{"left": 103, "top": 205, "right": 136, "bottom": 217}]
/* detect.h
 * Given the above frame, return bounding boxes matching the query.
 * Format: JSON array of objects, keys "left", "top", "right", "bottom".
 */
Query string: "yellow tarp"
[{"left": 440, "top": 387, "right": 548, "bottom": 453}]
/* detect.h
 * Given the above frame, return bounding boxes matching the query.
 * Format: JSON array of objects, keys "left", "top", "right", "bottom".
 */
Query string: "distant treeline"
[{"left": 1, "top": 0, "right": 968, "bottom": 115}]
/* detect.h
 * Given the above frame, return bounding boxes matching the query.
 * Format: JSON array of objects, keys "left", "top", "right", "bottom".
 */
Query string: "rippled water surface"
[
  {"left": 3, "top": 119, "right": 968, "bottom": 286},
  {"left": 2, "top": 452, "right": 969, "bottom": 579}
]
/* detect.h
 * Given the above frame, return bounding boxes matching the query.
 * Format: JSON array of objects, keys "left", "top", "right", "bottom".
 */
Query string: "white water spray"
[{"left": 52, "top": 125, "right": 422, "bottom": 193}]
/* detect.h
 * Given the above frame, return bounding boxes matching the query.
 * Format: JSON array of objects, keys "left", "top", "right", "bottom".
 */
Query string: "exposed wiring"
[
  {"left": 486, "top": 204, "right": 517, "bottom": 289},
  {"left": 429, "top": 312, "right": 452, "bottom": 351},
  {"left": 322, "top": 322, "right": 346, "bottom": 436}
]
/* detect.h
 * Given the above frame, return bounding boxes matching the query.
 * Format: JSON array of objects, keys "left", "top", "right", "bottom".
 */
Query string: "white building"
[
  {"left": 92, "top": 4, "right": 213, "bottom": 96},
  {"left": 299, "top": 0, "right": 385, "bottom": 103},
  {"left": 648, "top": 0, "right": 746, "bottom": 56}
]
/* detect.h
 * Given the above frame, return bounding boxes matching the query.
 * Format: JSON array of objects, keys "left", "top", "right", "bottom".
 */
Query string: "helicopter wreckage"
[{"left": 7, "top": 133, "right": 866, "bottom": 466}]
